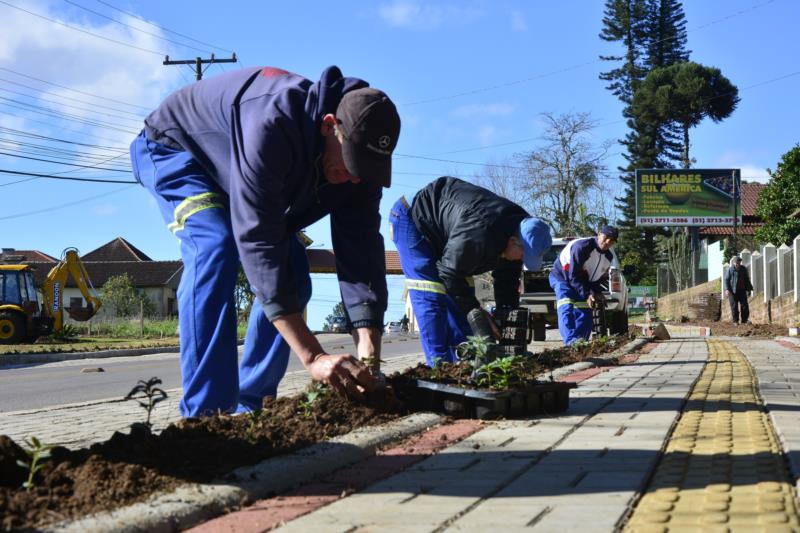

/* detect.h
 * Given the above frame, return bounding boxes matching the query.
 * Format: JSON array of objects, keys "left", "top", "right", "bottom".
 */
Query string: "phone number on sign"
[{"left": 637, "top": 217, "right": 737, "bottom": 224}]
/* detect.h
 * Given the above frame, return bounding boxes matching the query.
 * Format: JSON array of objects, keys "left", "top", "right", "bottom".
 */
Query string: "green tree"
[
  {"left": 755, "top": 146, "right": 800, "bottom": 245},
  {"left": 599, "top": 0, "right": 690, "bottom": 284},
  {"left": 632, "top": 62, "right": 739, "bottom": 168},
  {"left": 101, "top": 273, "right": 154, "bottom": 317},
  {"left": 234, "top": 266, "right": 254, "bottom": 322},
  {"left": 322, "top": 301, "right": 346, "bottom": 332},
  {"left": 516, "top": 111, "right": 613, "bottom": 236}
]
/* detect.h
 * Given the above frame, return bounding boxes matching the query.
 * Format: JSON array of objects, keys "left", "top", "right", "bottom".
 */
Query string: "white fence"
[{"left": 720, "top": 236, "right": 800, "bottom": 303}]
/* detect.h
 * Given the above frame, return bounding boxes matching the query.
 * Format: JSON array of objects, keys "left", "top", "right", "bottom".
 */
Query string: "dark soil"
[
  {"left": 669, "top": 320, "right": 788, "bottom": 337},
  {"left": 0, "top": 333, "right": 636, "bottom": 531},
  {"left": 388, "top": 333, "right": 635, "bottom": 393},
  {"left": 0, "top": 389, "right": 400, "bottom": 531}
]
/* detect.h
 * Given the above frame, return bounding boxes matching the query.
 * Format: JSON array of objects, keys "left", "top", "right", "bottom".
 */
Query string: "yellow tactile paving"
[{"left": 625, "top": 340, "right": 800, "bottom": 533}]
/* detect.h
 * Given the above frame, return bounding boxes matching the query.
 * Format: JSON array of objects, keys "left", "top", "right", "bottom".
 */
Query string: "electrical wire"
[
  {"left": 401, "top": 0, "right": 779, "bottom": 105},
  {"left": 0, "top": 77, "right": 145, "bottom": 117},
  {"left": 63, "top": 0, "right": 215, "bottom": 55},
  {"left": 0, "top": 169, "right": 136, "bottom": 184},
  {"left": 0, "top": 67, "right": 151, "bottom": 112},
  {"left": 0, "top": 0, "right": 165, "bottom": 56},
  {"left": 0, "top": 88, "right": 143, "bottom": 125},
  {"left": 0, "top": 126, "right": 127, "bottom": 152},
  {"left": 0, "top": 185, "right": 135, "bottom": 221},
  {"left": 94, "top": 0, "right": 235, "bottom": 54},
  {"left": 0, "top": 151, "right": 131, "bottom": 172}
]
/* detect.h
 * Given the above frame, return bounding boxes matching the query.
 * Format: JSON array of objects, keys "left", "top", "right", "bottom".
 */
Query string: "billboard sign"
[{"left": 635, "top": 169, "right": 741, "bottom": 226}]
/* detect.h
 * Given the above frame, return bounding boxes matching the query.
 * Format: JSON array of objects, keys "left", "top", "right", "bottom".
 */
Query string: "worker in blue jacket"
[
  {"left": 549, "top": 226, "right": 618, "bottom": 345},
  {"left": 130, "top": 65, "right": 401, "bottom": 417},
  {"left": 391, "top": 177, "right": 552, "bottom": 366}
]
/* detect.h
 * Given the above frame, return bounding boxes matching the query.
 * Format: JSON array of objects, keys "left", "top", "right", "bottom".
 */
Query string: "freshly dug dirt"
[
  {"left": 0, "top": 390, "right": 400, "bottom": 531},
  {"left": 389, "top": 333, "right": 635, "bottom": 393},
  {"left": 669, "top": 320, "right": 788, "bottom": 337},
  {"left": 0, "top": 334, "right": 636, "bottom": 531}
]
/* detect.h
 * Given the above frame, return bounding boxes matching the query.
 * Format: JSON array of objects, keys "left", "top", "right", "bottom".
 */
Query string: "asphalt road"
[{"left": 0, "top": 333, "right": 424, "bottom": 412}]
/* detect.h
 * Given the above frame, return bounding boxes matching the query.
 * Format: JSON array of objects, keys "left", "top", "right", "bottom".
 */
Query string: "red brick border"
[{"left": 188, "top": 420, "right": 483, "bottom": 533}]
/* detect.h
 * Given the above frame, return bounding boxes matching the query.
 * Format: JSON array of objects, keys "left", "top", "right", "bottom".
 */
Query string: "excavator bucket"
[{"left": 67, "top": 303, "right": 96, "bottom": 322}]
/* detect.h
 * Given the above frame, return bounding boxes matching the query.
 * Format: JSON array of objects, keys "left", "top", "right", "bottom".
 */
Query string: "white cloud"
[
  {"left": 452, "top": 102, "right": 515, "bottom": 119},
  {"left": 0, "top": 0, "right": 183, "bottom": 154},
  {"left": 739, "top": 165, "right": 770, "bottom": 183},
  {"left": 377, "top": 1, "right": 484, "bottom": 30},
  {"left": 714, "top": 152, "right": 770, "bottom": 183},
  {"left": 510, "top": 10, "right": 527, "bottom": 31}
]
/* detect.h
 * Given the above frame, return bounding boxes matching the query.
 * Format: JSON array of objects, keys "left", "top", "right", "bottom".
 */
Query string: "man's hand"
[
  {"left": 306, "top": 353, "right": 377, "bottom": 399},
  {"left": 725, "top": 290, "right": 730, "bottom": 297},
  {"left": 273, "top": 313, "right": 378, "bottom": 399},
  {"left": 485, "top": 310, "right": 501, "bottom": 340},
  {"left": 587, "top": 293, "right": 596, "bottom": 308}
]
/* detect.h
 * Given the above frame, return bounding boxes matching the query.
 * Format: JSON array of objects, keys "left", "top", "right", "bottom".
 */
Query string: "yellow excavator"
[{"left": 0, "top": 248, "right": 101, "bottom": 344}]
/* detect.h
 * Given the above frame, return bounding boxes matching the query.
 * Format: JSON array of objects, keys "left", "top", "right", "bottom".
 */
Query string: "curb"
[
  {"left": 46, "top": 412, "right": 443, "bottom": 533},
  {"left": 535, "top": 336, "right": 652, "bottom": 381},
  {"left": 0, "top": 345, "right": 182, "bottom": 367}
]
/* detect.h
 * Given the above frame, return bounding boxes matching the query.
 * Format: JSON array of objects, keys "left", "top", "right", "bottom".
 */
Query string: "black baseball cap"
[{"left": 336, "top": 88, "right": 401, "bottom": 188}]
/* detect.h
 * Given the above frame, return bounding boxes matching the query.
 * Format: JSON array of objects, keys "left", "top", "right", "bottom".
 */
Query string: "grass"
[{"left": 0, "top": 319, "right": 248, "bottom": 355}]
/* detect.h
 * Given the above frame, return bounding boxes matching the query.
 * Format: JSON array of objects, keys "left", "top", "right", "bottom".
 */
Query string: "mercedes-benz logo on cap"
[{"left": 378, "top": 135, "right": 391, "bottom": 149}]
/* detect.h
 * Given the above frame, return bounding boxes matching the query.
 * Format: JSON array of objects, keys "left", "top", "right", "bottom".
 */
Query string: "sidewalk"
[{"left": 194, "top": 336, "right": 800, "bottom": 532}]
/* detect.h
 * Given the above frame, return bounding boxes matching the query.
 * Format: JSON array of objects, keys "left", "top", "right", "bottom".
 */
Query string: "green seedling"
[
  {"left": 430, "top": 357, "right": 445, "bottom": 380},
  {"left": 474, "top": 355, "right": 526, "bottom": 390},
  {"left": 298, "top": 383, "right": 327, "bottom": 419},
  {"left": 124, "top": 377, "right": 168, "bottom": 429},
  {"left": 456, "top": 335, "right": 492, "bottom": 366},
  {"left": 16, "top": 436, "right": 54, "bottom": 491},
  {"left": 244, "top": 408, "right": 263, "bottom": 443}
]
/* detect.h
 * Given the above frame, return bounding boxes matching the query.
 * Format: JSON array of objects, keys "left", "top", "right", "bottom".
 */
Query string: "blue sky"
[{"left": 0, "top": 0, "right": 797, "bottom": 328}]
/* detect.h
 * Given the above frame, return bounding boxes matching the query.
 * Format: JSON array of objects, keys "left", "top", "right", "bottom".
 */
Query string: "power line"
[
  {"left": 0, "top": 0, "right": 165, "bottom": 56},
  {"left": 94, "top": 0, "right": 235, "bottom": 54},
  {"left": 0, "top": 126, "right": 127, "bottom": 152},
  {"left": 0, "top": 98, "right": 140, "bottom": 135},
  {"left": 0, "top": 151, "right": 131, "bottom": 172},
  {"left": 0, "top": 77, "right": 145, "bottom": 117},
  {"left": 0, "top": 87, "right": 143, "bottom": 125},
  {"left": 401, "top": 0, "right": 779, "bottom": 106},
  {"left": 63, "top": 0, "right": 215, "bottom": 55},
  {"left": 0, "top": 169, "right": 136, "bottom": 184},
  {"left": 0, "top": 185, "right": 134, "bottom": 221},
  {"left": 0, "top": 67, "right": 151, "bottom": 112}
]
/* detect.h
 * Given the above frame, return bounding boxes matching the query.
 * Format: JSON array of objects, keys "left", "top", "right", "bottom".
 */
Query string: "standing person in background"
[
  {"left": 549, "top": 226, "right": 618, "bottom": 345},
  {"left": 130, "top": 65, "right": 401, "bottom": 417},
  {"left": 724, "top": 255, "right": 753, "bottom": 324}
]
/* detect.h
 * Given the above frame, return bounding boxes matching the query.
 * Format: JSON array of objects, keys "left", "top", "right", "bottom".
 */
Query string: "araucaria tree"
[
  {"left": 632, "top": 62, "right": 739, "bottom": 169},
  {"left": 755, "top": 145, "right": 800, "bottom": 246},
  {"left": 599, "top": 0, "right": 690, "bottom": 284}
]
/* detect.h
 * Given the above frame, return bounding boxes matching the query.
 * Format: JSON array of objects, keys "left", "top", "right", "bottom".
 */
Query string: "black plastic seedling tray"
[{"left": 410, "top": 379, "right": 577, "bottom": 419}]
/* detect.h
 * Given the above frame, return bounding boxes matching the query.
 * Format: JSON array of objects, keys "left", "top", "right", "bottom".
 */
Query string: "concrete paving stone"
[{"left": 530, "top": 504, "right": 628, "bottom": 532}]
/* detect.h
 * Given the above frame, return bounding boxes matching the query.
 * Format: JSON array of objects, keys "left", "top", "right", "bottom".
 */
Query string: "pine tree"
[{"left": 598, "top": 0, "right": 690, "bottom": 283}]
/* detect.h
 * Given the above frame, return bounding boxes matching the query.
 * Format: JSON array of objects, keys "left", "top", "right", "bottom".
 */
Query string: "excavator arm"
[{"left": 42, "top": 248, "right": 102, "bottom": 332}]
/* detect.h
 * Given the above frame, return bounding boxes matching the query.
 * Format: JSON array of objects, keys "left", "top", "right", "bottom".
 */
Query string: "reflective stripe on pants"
[{"left": 389, "top": 197, "right": 471, "bottom": 366}]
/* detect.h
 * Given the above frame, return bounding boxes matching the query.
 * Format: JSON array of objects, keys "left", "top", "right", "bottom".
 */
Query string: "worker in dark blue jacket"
[
  {"left": 130, "top": 65, "right": 401, "bottom": 417},
  {"left": 549, "top": 226, "right": 618, "bottom": 345},
  {"left": 390, "top": 177, "right": 552, "bottom": 366}
]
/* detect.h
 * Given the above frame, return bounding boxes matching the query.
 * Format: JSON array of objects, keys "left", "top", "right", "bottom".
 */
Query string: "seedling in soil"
[
  {"left": 16, "top": 436, "right": 54, "bottom": 491},
  {"left": 473, "top": 355, "right": 526, "bottom": 390},
  {"left": 298, "top": 383, "right": 327, "bottom": 419},
  {"left": 244, "top": 409, "right": 263, "bottom": 443},
  {"left": 124, "top": 377, "right": 168, "bottom": 429},
  {"left": 456, "top": 335, "right": 492, "bottom": 365},
  {"left": 430, "top": 357, "right": 445, "bottom": 380}
]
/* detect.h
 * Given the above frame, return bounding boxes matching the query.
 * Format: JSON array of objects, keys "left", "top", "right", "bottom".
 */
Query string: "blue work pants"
[
  {"left": 130, "top": 131, "right": 311, "bottom": 416},
  {"left": 549, "top": 273, "right": 592, "bottom": 345},
  {"left": 389, "top": 197, "right": 471, "bottom": 366}
]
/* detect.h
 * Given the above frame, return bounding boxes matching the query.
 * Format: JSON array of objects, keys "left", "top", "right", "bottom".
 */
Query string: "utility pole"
[{"left": 163, "top": 53, "right": 237, "bottom": 81}]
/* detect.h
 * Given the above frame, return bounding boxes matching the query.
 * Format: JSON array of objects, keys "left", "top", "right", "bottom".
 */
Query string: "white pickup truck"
[{"left": 518, "top": 237, "right": 630, "bottom": 340}]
